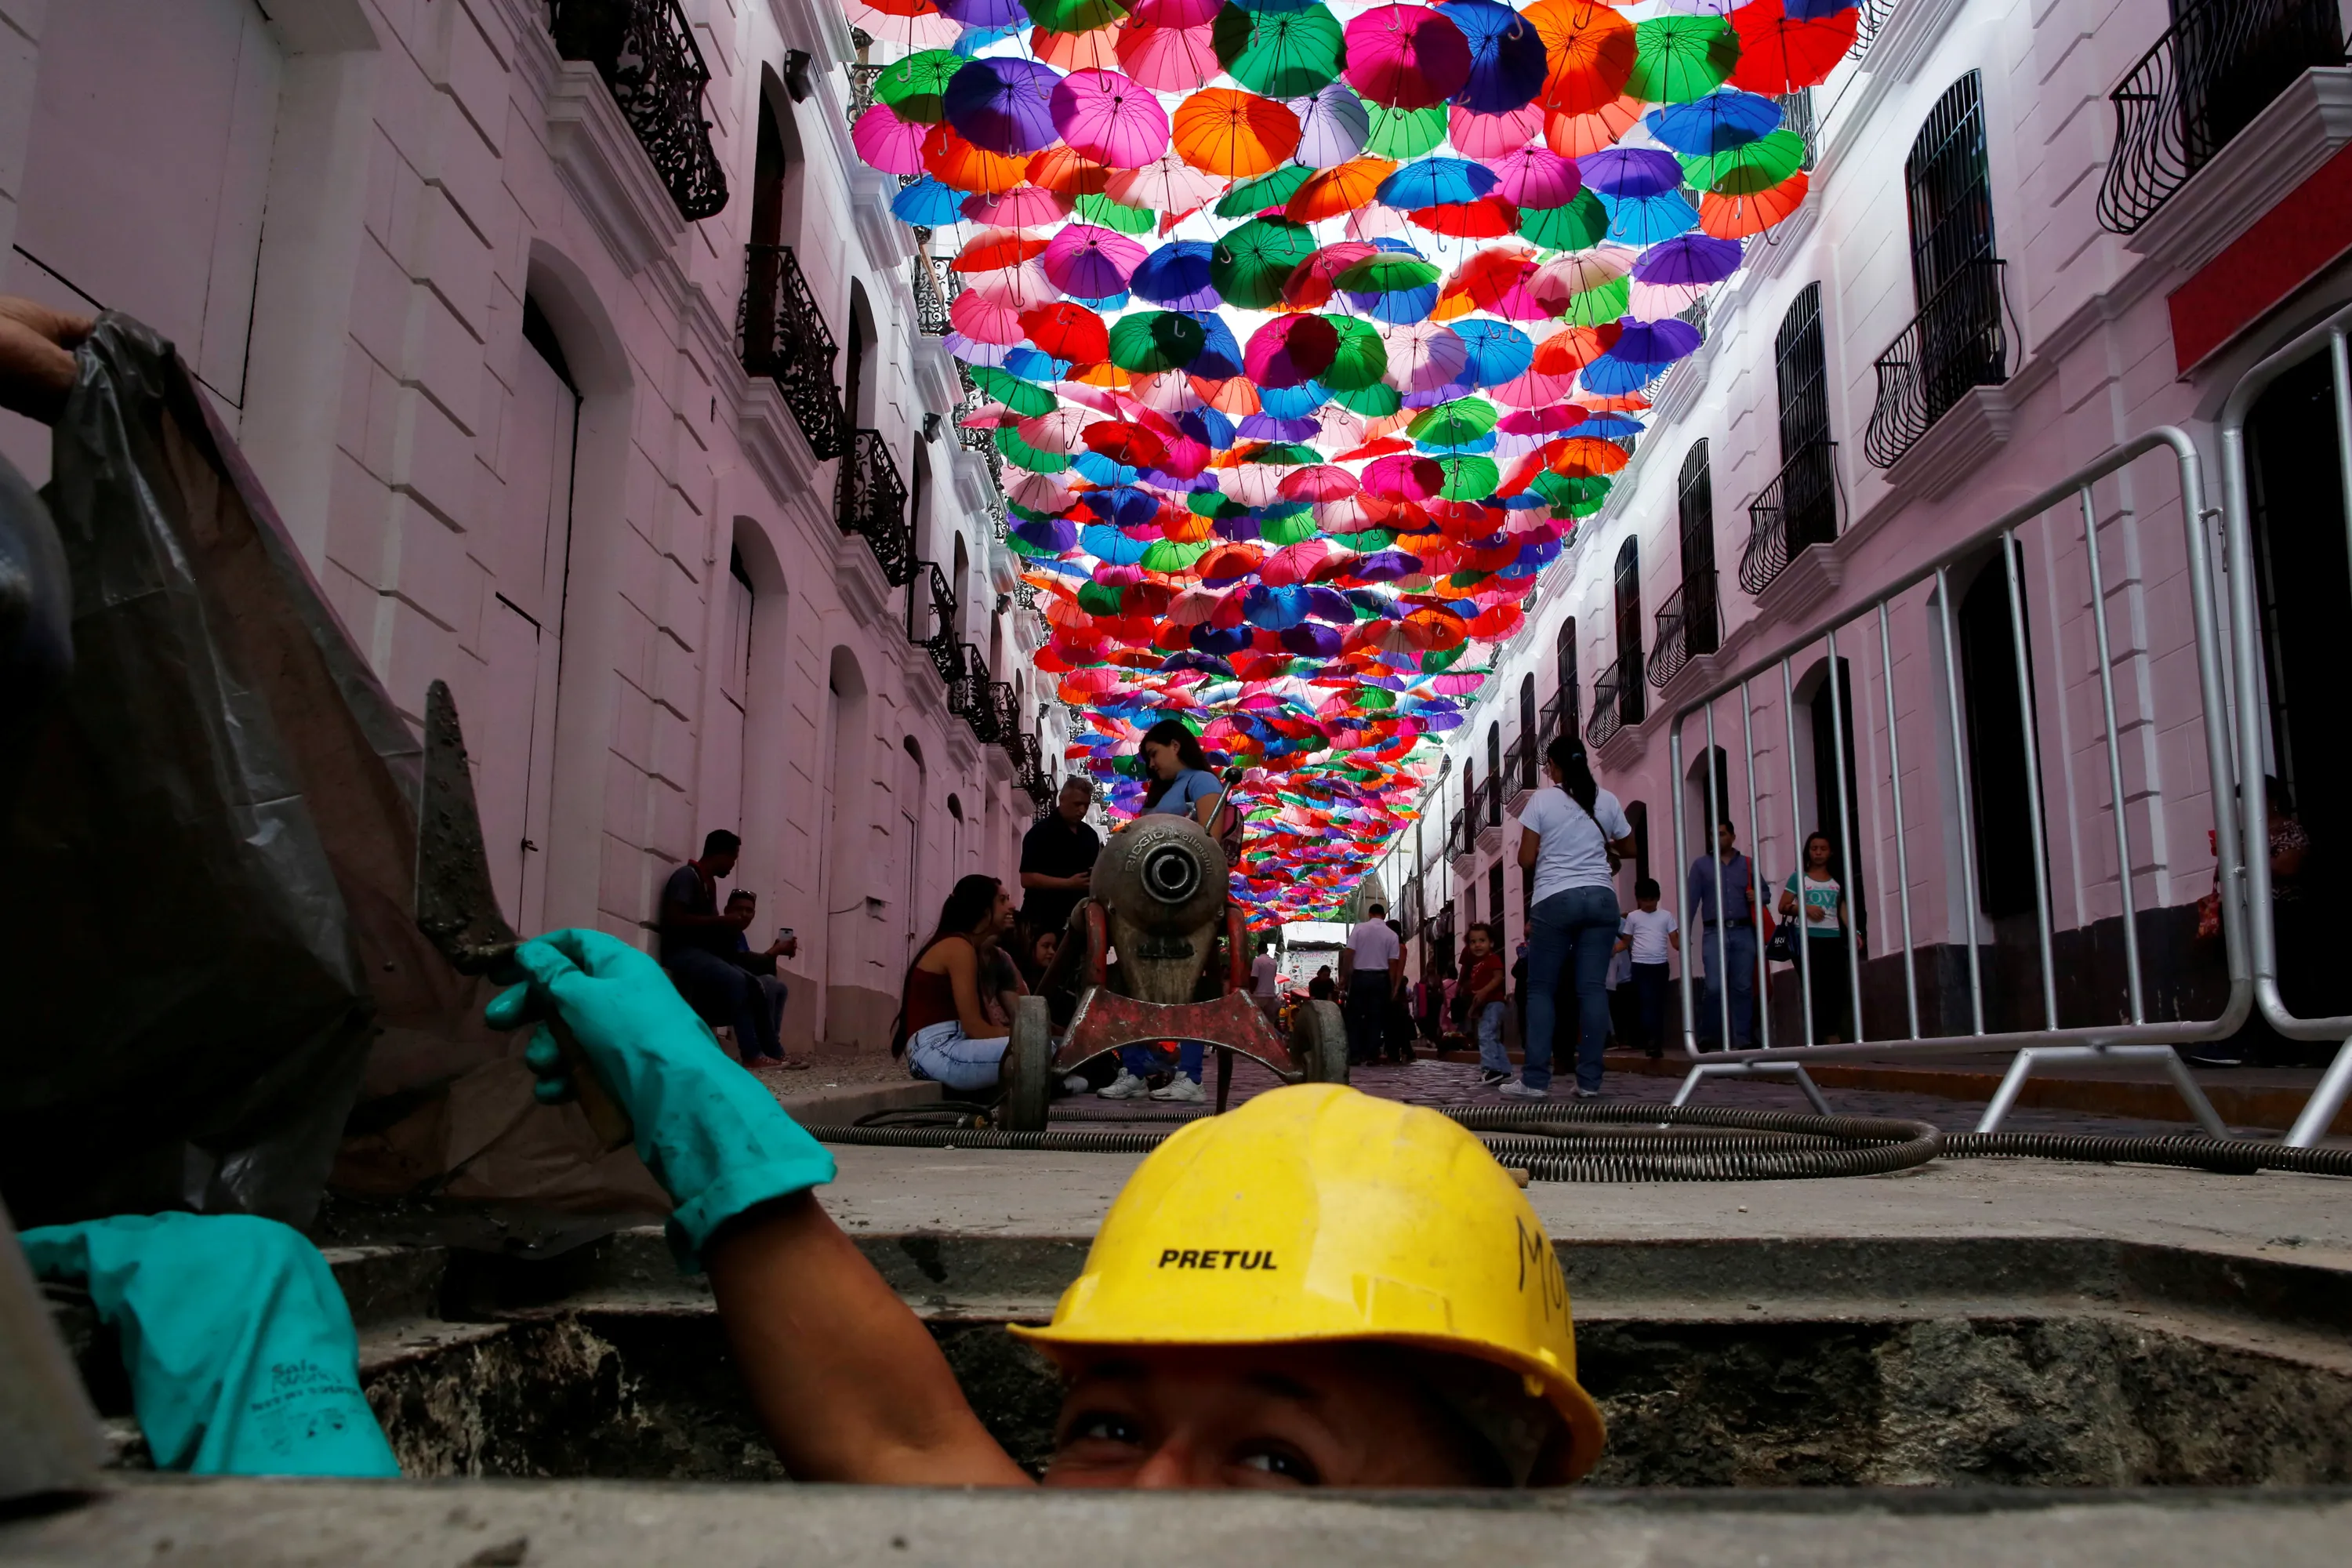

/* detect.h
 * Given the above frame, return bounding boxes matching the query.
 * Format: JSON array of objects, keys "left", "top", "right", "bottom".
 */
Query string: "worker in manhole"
[{"left": 496, "top": 928, "right": 1606, "bottom": 1489}]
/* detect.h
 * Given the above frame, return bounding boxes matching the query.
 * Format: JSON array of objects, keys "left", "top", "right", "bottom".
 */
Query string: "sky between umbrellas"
[{"left": 844, "top": 0, "right": 1857, "bottom": 923}]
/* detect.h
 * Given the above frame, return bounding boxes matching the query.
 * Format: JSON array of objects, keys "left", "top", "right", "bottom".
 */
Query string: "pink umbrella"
[
  {"left": 1116, "top": 22, "right": 1220, "bottom": 92},
  {"left": 1488, "top": 365, "right": 1578, "bottom": 407},
  {"left": 1244, "top": 314, "right": 1341, "bottom": 390},
  {"left": 1051, "top": 69, "right": 1171, "bottom": 169},
  {"left": 949, "top": 288, "right": 1025, "bottom": 344},
  {"left": 1131, "top": 0, "right": 1221, "bottom": 23},
  {"left": 1377, "top": 320, "right": 1467, "bottom": 392},
  {"left": 1343, "top": 5, "right": 1472, "bottom": 111},
  {"left": 1007, "top": 469, "right": 1075, "bottom": 510},
  {"left": 964, "top": 258, "right": 1059, "bottom": 310},
  {"left": 1260, "top": 539, "right": 1331, "bottom": 586},
  {"left": 851, "top": 103, "right": 927, "bottom": 176},
  {"left": 1041, "top": 223, "right": 1145, "bottom": 296},
  {"left": 1219, "top": 466, "right": 1288, "bottom": 507},
  {"left": 1484, "top": 147, "right": 1581, "bottom": 208},
  {"left": 1018, "top": 407, "right": 1103, "bottom": 453},
  {"left": 1166, "top": 585, "right": 1233, "bottom": 626},
  {"left": 1449, "top": 102, "right": 1541, "bottom": 158},
  {"left": 1363, "top": 452, "right": 1446, "bottom": 500},
  {"left": 1277, "top": 464, "right": 1361, "bottom": 502},
  {"left": 1345, "top": 205, "right": 1413, "bottom": 241},
  {"left": 962, "top": 185, "right": 1072, "bottom": 227},
  {"left": 1106, "top": 148, "right": 1223, "bottom": 214}
]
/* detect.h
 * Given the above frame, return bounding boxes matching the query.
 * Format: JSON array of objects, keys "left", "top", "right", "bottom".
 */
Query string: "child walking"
[
  {"left": 1614, "top": 878, "right": 1680, "bottom": 1059},
  {"left": 1465, "top": 924, "right": 1511, "bottom": 1087}
]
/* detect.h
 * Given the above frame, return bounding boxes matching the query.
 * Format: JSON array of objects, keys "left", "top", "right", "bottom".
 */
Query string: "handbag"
[{"left": 1762, "top": 909, "right": 1796, "bottom": 965}]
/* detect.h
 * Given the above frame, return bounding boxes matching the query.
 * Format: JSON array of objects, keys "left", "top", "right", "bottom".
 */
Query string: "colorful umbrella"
[
  {"left": 1729, "top": 0, "right": 1860, "bottom": 93},
  {"left": 944, "top": 56, "right": 1063, "bottom": 156},
  {"left": 1345, "top": 4, "right": 1474, "bottom": 110},
  {"left": 1627, "top": 13, "right": 1742, "bottom": 105},
  {"left": 1171, "top": 87, "right": 1301, "bottom": 176},
  {"left": 1051, "top": 69, "right": 1172, "bottom": 169},
  {"left": 1439, "top": 0, "right": 1551, "bottom": 114}
]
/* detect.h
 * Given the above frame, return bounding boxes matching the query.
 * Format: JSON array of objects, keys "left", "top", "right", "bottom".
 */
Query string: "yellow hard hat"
[{"left": 1011, "top": 1083, "right": 1606, "bottom": 1480}]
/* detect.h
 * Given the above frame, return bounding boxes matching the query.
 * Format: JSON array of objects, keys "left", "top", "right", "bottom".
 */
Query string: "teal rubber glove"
[
  {"left": 19, "top": 1213, "right": 400, "bottom": 1477},
  {"left": 488, "top": 928, "right": 836, "bottom": 1270}
]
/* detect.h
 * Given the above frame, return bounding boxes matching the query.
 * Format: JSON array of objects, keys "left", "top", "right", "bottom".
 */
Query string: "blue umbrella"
[
  {"left": 1072, "top": 453, "right": 1145, "bottom": 489},
  {"left": 1066, "top": 291, "right": 1131, "bottom": 312},
  {"left": 1181, "top": 310, "right": 1247, "bottom": 379},
  {"left": 1131, "top": 241, "right": 1220, "bottom": 309},
  {"left": 951, "top": 23, "right": 1023, "bottom": 56},
  {"left": 1786, "top": 0, "right": 1861, "bottom": 15},
  {"left": 1568, "top": 412, "right": 1646, "bottom": 438},
  {"left": 1646, "top": 91, "right": 1784, "bottom": 156},
  {"left": 1258, "top": 382, "right": 1328, "bottom": 419},
  {"left": 1178, "top": 406, "right": 1237, "bottom": 448},
  {"left": 1080, "top": 523, "right": 1154, "bottom": 564},
  {"left": 1599, "top": 187, "right": 1699, "bottom": 245},
  {"left": 1079, "top": 483, "right": 1159, "bottom": 525},
  {"left": 1634, "top": 232, "right": 1743, "bottom": 285},
  {"left": 1302, "top": 585, "right": 1355, "bottom": 622},
  {"left": 1243, "top": 585, "right": 1313, "bottom": 629},
  {"left": 1580, "top": 353, "right": 1665, "bottom": 396},
  {"left": 1160, "top": 651, "right": 1237, "bottom": 677},
  {"left": 1012, "top": 515, "right": 1078, "bottom": 554},
  {"left": 1438, "top": 0, "right": 1549, "bottom": 114},
  {"left": 1377, "top": 157, "right": 1499, "bottom": 209},
  {"left": 892, "top": 176, "right": 966, "bottom": 227},
  {"left": 1001, "top": 345, "right": 1073, "bottom": 381},
  {"left": 1577, "top": 147, "right": 1686, "bottom": 198},
  {"left": 1192, "top": 622, "right": 1254, "bottom": 655},
  {"left": 1451, "top": 319, "right": 1534, "bottom": 387}
]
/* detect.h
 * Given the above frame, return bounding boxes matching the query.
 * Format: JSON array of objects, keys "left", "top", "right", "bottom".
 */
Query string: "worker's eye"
[
  {"left": 1235, "top": 1443, "right": 1321, "bottom": 1486},
  {"left": 1062, "top": 1410, "right": 1145, "bottom": 1449}
]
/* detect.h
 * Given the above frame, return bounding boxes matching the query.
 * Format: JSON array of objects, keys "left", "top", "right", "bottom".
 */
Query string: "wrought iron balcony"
[
  {"left": 1479, "top": 772, "right": 1502, "bottom": 829},
  {"left": 1400, "top": 872, "right": 1422, "bottom": 936},
  {"left": 952, "top": 645, "right": 1000, "bottom": 742},
  {"left": 837, "top": 429, "right": 915, "bottom": 586},
  {"left": 989, "top": 682, "right": 1021, "bottom": 750},
  {"left": 906, "top": 560, "right": 960, "bottom": 684},
  {"left": 1740, "top": 439, "right": 1840, "bottom": 596},
  {"left": 1863, "top": 260, "right": 2011, "bottom": 470},
  {"left": 1856, "top": 0, "right": 1898, "bottom": 54},
  {"left": 1646, "top": 572, "right": 1719, "bottom": 689},
  {"left": 739, "top": 245, "right": 848, "bottom": 461},
  {"left": 547, "top": 0, "right": 727, "bottom": 222},
  {"left": 1013, "top": 730, "right": 1054, "bottom": 804},
  {"left": 1447, "top": 808, "right": 1472, "bottom": 863},
  {"left": 911, "top": 252, "right": 961, "bottom": 336},
  {"left": 2098, "top": 0, "right": 2344, "bottom": 234},
  {"left": 1504, "top": 730, "right": 1538, "bottom": 798},
  {"left": 1429, "top": 900, "right": 1456, "bottom": 964},
  {"left": 1587, "top": 659, "right": 1632, "bottom": 748}
]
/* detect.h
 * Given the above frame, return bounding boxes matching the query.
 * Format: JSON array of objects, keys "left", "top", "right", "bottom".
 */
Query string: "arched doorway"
[
  {"left": 1613, "top": 539, "right": 1645, "bottom": 725},
  {"left": 1954, "top": 552, "right": 2039, "bottom": 920}
]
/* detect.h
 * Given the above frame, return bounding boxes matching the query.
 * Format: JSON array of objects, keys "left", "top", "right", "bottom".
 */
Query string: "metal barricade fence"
[
  {"left": 2219, "top": 302, "right": 2352, "bottom": 1147},
  {"left": 1662, "top": 429, "right": 2252, "bottom": 1135}
]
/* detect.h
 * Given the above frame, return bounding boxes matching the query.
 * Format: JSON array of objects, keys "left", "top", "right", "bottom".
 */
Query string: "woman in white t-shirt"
[{"left": 1508, "top": 735, "right": 1636, "bottom": 1099}]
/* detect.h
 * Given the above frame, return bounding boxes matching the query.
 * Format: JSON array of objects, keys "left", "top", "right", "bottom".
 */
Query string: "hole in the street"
[{"left": 52, "top": 1230, "right": 2352, "bottom": 1488}]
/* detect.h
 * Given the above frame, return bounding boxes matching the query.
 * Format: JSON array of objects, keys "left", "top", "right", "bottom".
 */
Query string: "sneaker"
[
  {"left": 1062, "top": 1074, "right": 1091, "bottom": 1094},
  {"left": 1498, "top": 1080, "right": 1548, "bottom": 1100},
  {"left": 1098, "top": 1069, "right": 1149, "bottom": 1100},
  {"left": 1478, "top": 1069, "right": 1510, "bottom": 1087},
  {"left": 1149, "top": 1076, "right": 1206, "bottom": 1103},
  {"left": 1572, "top": 1087, "right": 1603, "bottom": 1100}
]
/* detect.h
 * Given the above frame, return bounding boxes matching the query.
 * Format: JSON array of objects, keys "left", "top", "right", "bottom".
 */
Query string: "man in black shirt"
[
  {"left": 659, "top": 829, "right": 781, "bottom": 1065},
  {"left": 1019, "top": 776, "right": 1102, "bottom": 940}
]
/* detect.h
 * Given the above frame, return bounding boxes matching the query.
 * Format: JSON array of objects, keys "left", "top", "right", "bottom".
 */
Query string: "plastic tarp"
[{"left": 0, "top": 315, "right": 664, "bottom": 1232}]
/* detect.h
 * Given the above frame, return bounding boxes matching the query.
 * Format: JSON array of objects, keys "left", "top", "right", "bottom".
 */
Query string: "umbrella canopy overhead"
[{"left": 842, "top": 0, "right": 1826, "bottom": 920}]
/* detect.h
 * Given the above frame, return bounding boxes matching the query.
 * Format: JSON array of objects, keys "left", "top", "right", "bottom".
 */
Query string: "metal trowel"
[{"left": 415, "top": 680, "right": 634, "bottom": 1151}]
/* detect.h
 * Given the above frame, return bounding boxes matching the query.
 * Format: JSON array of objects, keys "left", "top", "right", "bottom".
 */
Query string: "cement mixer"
[{"left": 1003, "top": 780, "right": 1347, "bottom": 1131}]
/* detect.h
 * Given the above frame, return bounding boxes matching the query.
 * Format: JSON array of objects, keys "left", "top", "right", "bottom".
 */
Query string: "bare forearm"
[{"left": 707, "top": 1195, "right": 1032, "bottom": 1486}]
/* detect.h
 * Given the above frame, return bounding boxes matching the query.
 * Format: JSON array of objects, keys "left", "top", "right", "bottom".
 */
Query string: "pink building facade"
[
  {"left": 1379, "top": 0, "right": 2352, "bottom": 1048},
  {"left": 0, "top": 0, "right": 1068, "bottom": 1054}
]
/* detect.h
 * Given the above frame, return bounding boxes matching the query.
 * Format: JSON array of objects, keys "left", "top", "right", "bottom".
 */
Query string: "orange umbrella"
[
  {"left": 1033, "top": 21, "right": 1123, "bottom": 71},
  {"left": 1283, "top": 158, "right": 1397, "bottom": 223},
  {"left": 1194, "top": 376, "right": 1263, "bottom": 416},
  {"left": 1525, "top": 0, "right": 1638, "bottom": 116},
  {"left": 924, "top": 123, "right": 1025, "bottom": 196},
  {"left": 1545, "top": 93, "right": 1645, "bottom": 158},
  {"left": 1028, "top": 144, "right": 1112, "bottom": 198},
  {"left": 1533, "top": 325, "right": 1606, "bottom": 375},
  {"left": 1548, "top": 436, "right": 1630, "bottom": 477},
  {"left": 1171, "top": 88, "right": 1301, "bottom": 177},
  {"left": 1700, "top": 172, "right": 1809, "bottom": 238}
]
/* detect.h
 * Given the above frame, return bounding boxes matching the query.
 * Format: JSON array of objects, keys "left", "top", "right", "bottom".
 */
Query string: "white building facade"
[
  {"left": 0, "top": 0, "right": 1066, "bottom": 1054},
  {"left": 1377, "top": 0, "right": 2352, "bottom": 1048}
]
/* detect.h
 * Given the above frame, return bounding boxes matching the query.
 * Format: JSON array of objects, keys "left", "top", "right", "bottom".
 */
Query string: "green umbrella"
[
  {"left": 1188, "top": 489, "right": 1250, "bottom": 519},
  {"left": 1685, "top": 129, "right": 1807, "bottom": 195},
  {"left": 1342, "top": 527, "right": 1396, "bottom": 552},
  {"left": 1076, "top": 579, "right": 1127, "bottom": 615},
  {"left": 1364, "top": 101, "right": 1446, "bottom": 159},
  {"left": 1436, "top": 455, "right": 1500, "bottom": 502},
  {"left": 1563, "top": 273, "right": 1632, "bottom": 327},
  {"left": 1076, "top": 191, "right": 1157, "bottom": 233},
  {"left": 1330, "top": 381, "right": 1403, "bottom": 416},
  {"left": 1215, "top": 163, "right": 1318, "bottom": 218},
  {"left": 1214, "top": 3, "right": 1345, "bottom": 98},
  {"left": 1142, "top": 538, "right": 1210, "bottom": 573},
  {"left": 874, "top": 49, "right": 962, "bottom": 124},
  {"left": 994, "top": 424, "right": 1068, "bottom": 470},
  {"left": 1238, "top": 441, "right": 1321, "bottom": 465},
  {"left": 1109, "top": 310, "right": 1207, "bottom": 372},
  {"left": 1209, "top": 216, "right": 1316, "bottom": 308},
  {"left": 1026, "top": 0, "right": 1129, "bottom": 36},
  {"left": 1517, "top": 189, "right": 1610, "bottom": 250},
  {"left": 1628, "top": 15, "right": 1740, "bottom": 105},
  {"left": 1407, "top": 397, "right": 1497, "bottom": 446},
  {"left": 1319, "top": 314, "right": 1388, "bottom": 391},
  {"left": 1334, "top": 252, "right": 1439, "bottom": 294},
  {"left": 971, "top": 365, "right": 1059, "bottom": 418},
  {"left": 1532, "top": 470, "right": 1610, "bottom": 507},
  {"left": 1260, "top": 510, "right": 1322, "bottom": 546}
]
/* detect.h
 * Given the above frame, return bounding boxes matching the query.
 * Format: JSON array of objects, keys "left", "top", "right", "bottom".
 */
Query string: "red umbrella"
[
  {"left": 1344, "top": 5, "right": 1472, "bottom": 111},
  {"left": 1729, "top": 0, "right": 1860, "bottom": 94},
  {"left": 1019, "top": 301, "right": 1109, "bottom": 363}
]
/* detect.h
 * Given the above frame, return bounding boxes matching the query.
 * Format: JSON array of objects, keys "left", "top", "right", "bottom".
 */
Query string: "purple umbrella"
[
  {"left": 944, "top": 57, "right": 1062, "bottom": 156},
  {"left": 1351, "top": 549, "right": 1423, "bottom": 581},
  {"left": 1633, "top": 233, "right": 1743, "bottom": 285},
  {"left": 1610, "top": 314, "right": 1704, "bottom": 362},
  {"left": 1577, "top": 147, "right": 1685, "bottom": 198},
  {"left": 1042, "top": 223, "right": 1145, "bottom": 296},
  {"left": 1279, "top": 623, "right": 1345, "bottom": 657},
  {"left": 1238, "top": 414, "right": 1323, "bottom": 441},
  {"left": 935, "top": 0, "right": 1028, "bottom": 22}
]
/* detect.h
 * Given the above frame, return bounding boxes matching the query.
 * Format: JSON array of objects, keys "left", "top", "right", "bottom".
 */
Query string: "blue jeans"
[
  {"left": 906, "top": 1020, "right": 1008, "bottom": 1092},
  {"left": 1475, "top": 1000, "right": 1508, "bottom": 1074},
  {"left": 1121, "top": 1040, "right": 1204, "bottom": 1082},
  {"left": 1694, "top": 924, "right": 1758, "bottom": 1048},
  {"left": 1523, "top": 886, "right": 1621, "bottom": 1093}
]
